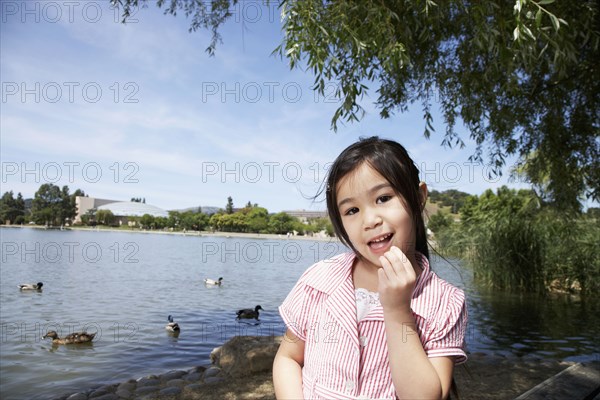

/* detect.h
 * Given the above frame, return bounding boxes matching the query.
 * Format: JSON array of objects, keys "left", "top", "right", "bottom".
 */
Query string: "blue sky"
[{"left": 1, "top": 1, "right": 532, "bottom": 213}]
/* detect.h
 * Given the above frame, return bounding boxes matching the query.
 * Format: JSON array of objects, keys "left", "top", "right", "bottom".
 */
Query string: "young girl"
[{"left": 273, "top": 137, "right": 467, "bottom": 399}]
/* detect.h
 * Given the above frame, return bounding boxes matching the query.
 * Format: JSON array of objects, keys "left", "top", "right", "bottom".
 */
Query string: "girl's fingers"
[
  {"left": 387, "top": 246, "right": 416, "bottom": 280},
  {"left": 378, "top": 255, "right": 394, "bottom": 282}
]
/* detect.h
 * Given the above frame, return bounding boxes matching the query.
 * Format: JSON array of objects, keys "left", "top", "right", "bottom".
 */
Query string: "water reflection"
[
  {"left": 0, "top": 227, "right": 598, "bottom": 400},
  {"left": 467, "top": 287, "right": 599, "bottom": 361}
]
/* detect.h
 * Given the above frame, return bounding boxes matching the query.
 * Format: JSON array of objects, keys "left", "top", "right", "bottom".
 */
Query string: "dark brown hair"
[{"left": 323, "top": 136, "right": 429, "bottom": 260}]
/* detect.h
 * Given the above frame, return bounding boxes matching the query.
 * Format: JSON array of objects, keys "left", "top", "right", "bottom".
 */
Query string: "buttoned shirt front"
[{"left": 279, "top": 252, "right": 467, "bottom": 399}]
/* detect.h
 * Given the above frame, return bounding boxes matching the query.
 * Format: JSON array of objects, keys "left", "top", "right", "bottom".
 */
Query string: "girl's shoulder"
[
  {"left": 412, "top": 268, "right": 466, "bottom": 320},
  {"left": 297, "top": 251, "right": 356, "bottom": 293}
]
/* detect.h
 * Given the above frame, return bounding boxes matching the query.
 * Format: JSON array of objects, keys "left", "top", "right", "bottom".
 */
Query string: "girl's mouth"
[{"left": 368, "top": 233, "right": 393, "bottom": 251}]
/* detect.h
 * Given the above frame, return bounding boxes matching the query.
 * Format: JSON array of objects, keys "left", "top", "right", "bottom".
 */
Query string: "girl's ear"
[{"left": 418, "top": 182, "right": 428, "bottom": 211}]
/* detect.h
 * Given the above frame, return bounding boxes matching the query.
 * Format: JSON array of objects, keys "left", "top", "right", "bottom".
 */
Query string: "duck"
[
  {"left": 236, "top": 305, "right": 263, "bottom": 320},
  {"left": 165, "top": 315, "right": 180, "bottom": 332},
  {"left": 19, "top": 282, "right": 43, "bottom": 290},
  {"left": 204, "top": 277, "right": 223, "bottom": 286},
  {"left": 42, "top": 330, "right": 95, "bottom": 344}
]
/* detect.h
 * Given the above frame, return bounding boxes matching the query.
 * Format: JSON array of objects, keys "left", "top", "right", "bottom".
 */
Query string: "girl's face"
[{"left": 336, "top": 162, "right": 422, "bottom": 269}]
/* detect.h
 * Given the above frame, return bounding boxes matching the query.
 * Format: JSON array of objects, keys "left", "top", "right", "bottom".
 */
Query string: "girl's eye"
[
  {"left": 376, "top": 195, "right": 392, "bottom": 204},
  {"left": 344, "top": 207, "right": 359, "bottom": 216}
]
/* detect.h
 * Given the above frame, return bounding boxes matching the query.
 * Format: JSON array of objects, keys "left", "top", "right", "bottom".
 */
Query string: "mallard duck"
[
  {"left": 204, "top": 277, "right": 223, "bottom": 286},
  {"left": 165, "top": 315, "right": 180, "bottom": 332},
  {"left": 42, "top": 330, "right": 95, "bottom": 344},
  {"left": 19, "top": 282, "right": 43, "bottom": 290},
  {"left": 236, "top": 305, "right": 263, "bottom": 320}
]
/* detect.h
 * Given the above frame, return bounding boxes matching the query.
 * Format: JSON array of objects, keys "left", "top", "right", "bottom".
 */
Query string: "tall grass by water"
[{"left": 431, "top": 188, "right": 599, "bottom": 294}]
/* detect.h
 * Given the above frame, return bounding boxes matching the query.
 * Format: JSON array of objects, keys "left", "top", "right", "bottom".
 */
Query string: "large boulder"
[{"left": 210, "top": 336, "right": 282, "bottom": 377}]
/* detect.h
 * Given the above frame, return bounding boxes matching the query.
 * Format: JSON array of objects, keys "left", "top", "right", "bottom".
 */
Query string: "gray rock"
[
  {"left": 204, "top": 376, "right": 225, "bottom": 385},
  {"left": 136, "top": 374, "right": 159, "bottom": 382},
  {"left": 160, "top": 370, "right": 186, "bottom": 382},
  {"left": 204, "top": 366, "right": 221, "bottom": 378},
  {"left": 186, "top": 366, "right": 207, "bottom": 374},
  {"left": 89, "top": 388, "right": 109, "bottom": 398},
  {"left": 183, "top": 372, "right": 202, "bottom": 382},
  {"left": 183, "top": 383, "right": 205, "bottom": 393},
  {"left": 134, "top": 386, "right": 160, "bottom": 396},
  {"left": 159, "top": 387, "right": 182, "bottom": 396},
  {"left": 136, "top": 378, "right": 161, "bottom": 387},
  {"left": 92, "top": 395, "right": 119, "bottom": 400},
  {"left": 165, "top": 379, "right": 185, "bottom": 388},
  {"left": 114, "top": 389, "right": 132, "bottom": 399},
  {"left": 66, "top": 393, "right": 88, "bottom": 400},
  {"left": 116, "top": 382, "right": 136, "bottom": 393}
]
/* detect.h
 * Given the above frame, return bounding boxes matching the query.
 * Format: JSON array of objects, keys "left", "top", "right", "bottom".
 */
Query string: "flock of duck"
[{"left": 18, "top": 278, "right": 264, "bottom": 345}]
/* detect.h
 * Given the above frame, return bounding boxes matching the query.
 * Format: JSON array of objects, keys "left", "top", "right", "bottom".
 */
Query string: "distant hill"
[
  {"left": 168, "top": 206, "right": 220, "bottom": 215},
  {"left": 428, "top": 189, "right": 471, "bottom": 214}
]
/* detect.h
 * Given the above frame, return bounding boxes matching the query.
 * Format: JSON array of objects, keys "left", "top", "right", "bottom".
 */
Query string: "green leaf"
[
  {"left": 523, "top": 26, "right": 535, "bottom": 40},
  {"left": 549, "top": 14, "right": 560, "bottom": 31},
  {"left": 538, "top": 0, "right": 555, "bottom": 4},
  {"left": 535, "top": 9, "right": 542, "bottom": 27}
]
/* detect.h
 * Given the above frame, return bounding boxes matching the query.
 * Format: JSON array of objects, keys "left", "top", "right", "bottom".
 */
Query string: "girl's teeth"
[
  {"left": 372, "top": 234, "right": 390, "bottom": 243},
  {"left": 369, "top": 234, "right": 392, "bottom": 249}
]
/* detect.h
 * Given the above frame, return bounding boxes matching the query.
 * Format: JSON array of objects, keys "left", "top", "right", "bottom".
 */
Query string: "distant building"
[
  {"left": 97, "top": 201, "right": 168, "bottom": 224},
  {"left": 282, "top": 209, "right": 328, "bottom": 223},
  {"left": 75, "top": 196, "right": 121, "bottom": 223},
  {"left": 75, "top": 196, "right": 168, "bottom": 225}
]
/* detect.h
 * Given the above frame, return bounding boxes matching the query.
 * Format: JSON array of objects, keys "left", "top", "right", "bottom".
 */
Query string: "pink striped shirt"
[{"left": 279, "top": 252, "right": 467, "bottom": 399}]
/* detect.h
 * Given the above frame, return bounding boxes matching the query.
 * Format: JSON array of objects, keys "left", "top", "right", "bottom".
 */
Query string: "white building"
[{"left": 75, "top": 196, "right": 168, "bottom": 225}]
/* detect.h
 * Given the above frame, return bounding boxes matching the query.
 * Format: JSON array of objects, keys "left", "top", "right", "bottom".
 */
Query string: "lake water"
[{"left": 1, "top": 227, "right": 598, "bottom": 399}]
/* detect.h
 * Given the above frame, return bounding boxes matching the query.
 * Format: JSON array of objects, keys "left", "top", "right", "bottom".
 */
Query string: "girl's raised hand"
[{"left": 377, "top": 246, "right": 417, "bottom": 312}]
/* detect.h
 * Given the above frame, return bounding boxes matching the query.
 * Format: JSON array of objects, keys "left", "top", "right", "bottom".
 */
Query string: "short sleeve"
[
  {"left": 279, "top": 277, "right": 312, "bottom": 341},
  {"left": 423, "top": 288, "right": 468, "bottom": 364}
]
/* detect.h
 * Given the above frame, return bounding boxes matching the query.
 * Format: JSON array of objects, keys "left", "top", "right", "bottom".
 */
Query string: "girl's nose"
[{"left": 363, "top": 208, "right": 382, "bottom": 229}]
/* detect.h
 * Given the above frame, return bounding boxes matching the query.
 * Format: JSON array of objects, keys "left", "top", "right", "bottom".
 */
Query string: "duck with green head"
[
  {"left": 204, "top": 277, "right": 223, "bottom": 286},
  {"left": 165, "top": 315, "right": 180, "bottom": 333},
  {"left": 19, "top": 282, "right": 43, "bottom": 290}
]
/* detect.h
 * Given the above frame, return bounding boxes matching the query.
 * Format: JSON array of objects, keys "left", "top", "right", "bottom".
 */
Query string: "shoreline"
[
  {"left": 0, "top": 224, "right": 341, "bottom": 243},
  {"left": 48, "top": 350, "right": 579, "bottom": 400}
]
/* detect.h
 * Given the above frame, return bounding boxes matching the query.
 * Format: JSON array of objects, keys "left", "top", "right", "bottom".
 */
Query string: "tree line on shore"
[
  {"left": 0, "top": 184, "right": 84, "bottom": 226},
  {"left": 2, "top": 183, "right": 598, "bottom": 295},
  {"left": 0, "top": 184, "right": 333, "bottom": 236}
]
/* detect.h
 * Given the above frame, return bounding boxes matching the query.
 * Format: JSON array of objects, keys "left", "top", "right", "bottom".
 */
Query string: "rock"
[
  {"left": 187, "top": 366, "right": 206, "bottom": 375},
  {"left": 136, "top": 377, "right": 161, "bottom": 387},
  {"left": 204, "top": 366, "right": 221, "bottom": 378},
  {"left": 92, "top": 395, "right": 119, "bottom": 400},
  {"left": 159, "top": 387, "right": 181, "bottom": 396},
  {"left": 66, "top": 393, "right": 87, "bottom": 400},
  {"left": 114, "top": 389, "right": 133, "bottom": 399},
  {"left": 160, "top": 370, "right": 186, "bottom": 382},
  {"left": 182, "top": 383, "right": 205, "bottom": 394},
  {"left": 89, "top": 388, "right": 109, "bottom": 398},
  {"left": 116, "top": 382, "right": 136, "bottom": 393},
  {"left": 165, "top": 379, "right": 185, "bottom": 388},
  {"left": 210, "top": 346, "right": 222, "bottom": 365},
  {"left": 134, "top": 386, "right": 160, "bottom": 396},
  {"left": 183, "top": 372, "right": 203, "bottom": 382},
  {"left": 204, "top": 376, "right": 225, "bottom": 384},
  {"left": 137, "top": 375, "right": 159, "bottom": 382},
  {"left": 212, "top": 336, "right": 282, "bottom": 377}
]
